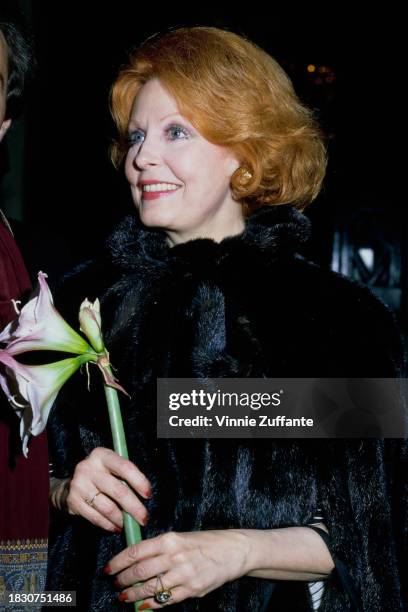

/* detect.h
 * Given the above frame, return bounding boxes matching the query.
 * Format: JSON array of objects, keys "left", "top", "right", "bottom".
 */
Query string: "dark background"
[{"left": 2, "top": 3, "right": 406, "bottom": 344}]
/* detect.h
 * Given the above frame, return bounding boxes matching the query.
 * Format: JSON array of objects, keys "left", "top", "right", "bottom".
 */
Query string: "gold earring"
[{"left": 241, "top": 167, "right": 252, "bottom": 180}]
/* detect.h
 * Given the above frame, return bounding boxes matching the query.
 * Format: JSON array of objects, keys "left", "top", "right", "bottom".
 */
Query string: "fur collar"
[{"left": 104, "top": 204, "right": 311, "bottom": 274}]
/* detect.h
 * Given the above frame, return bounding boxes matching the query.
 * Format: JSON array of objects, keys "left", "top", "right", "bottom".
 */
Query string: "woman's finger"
[
  {"left": 121, "top": 577, "right": 189, "bottom": 607},
  {"left": 92, "top": 473, "right": 149, "bottom": 526},
  {"left": 115, "top": 553, "right": 170, "bottom": 589},
  {"left": 107, "top": 534, "right": 168, "bottom": 574},
  {"left": 91, "top": 447, "right": 152, "bottom": 499},
  {"left": 69, "top": 453, "right": 149, "bottom": 526},
  {"left": 122, "top": 586, "right": 190, "bottom": 609},
  {"left": 67, "top": 492, "right": 121, "bottom": 533},
  {"left": 84, "top": 491, "right": 124, "bottom": 528}
]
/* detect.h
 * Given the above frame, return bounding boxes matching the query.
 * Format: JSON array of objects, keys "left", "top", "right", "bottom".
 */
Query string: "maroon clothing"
[
  {"left": 0, "top": 213, "right": 31, "bottom": 324},
  {"left": 0, "top": 430, "right": 49, "bottom": 540},
  {"left": 0, "top": 217, "right": 48, "bottom": 594}
]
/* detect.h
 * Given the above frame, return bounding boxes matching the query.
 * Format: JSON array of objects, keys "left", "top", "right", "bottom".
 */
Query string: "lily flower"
[
  {"left": 0, "top": 350, "right": 96, "bottom": 457},
  {"left": 0, "top": 271, "right": 93, "bottom": 356},
  {"left": 0, "top": 271, "right": 128, "bottom": 457}
]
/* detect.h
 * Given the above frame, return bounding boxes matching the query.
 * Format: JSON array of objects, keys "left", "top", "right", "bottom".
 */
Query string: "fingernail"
[
  {"left": 118, "top": 592, "right": 129, "bottom": 602},
  {"left": 103, "top": 564, "right": 112, "bottom": 575},
  {"left": 114, "top": 527, "right": 123, "bottom": 534},
  {"left": 142, "top": 513, "right": 149, "bottom": 526},
  {"left": 139, "top": 603, "right": 151, "bottom": 610},
  {"left": 146, "top": 489, "right": 153, "bottom": 499},
  {"left": 113, "top": 578, "right": 121, "bottom": 589}
]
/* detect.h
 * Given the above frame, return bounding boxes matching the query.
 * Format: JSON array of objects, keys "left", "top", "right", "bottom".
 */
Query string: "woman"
[{"left": 46, "top": 27, "right": 406, "bottom": 611}]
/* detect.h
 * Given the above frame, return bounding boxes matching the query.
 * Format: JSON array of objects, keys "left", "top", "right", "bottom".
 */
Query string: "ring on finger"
[
  {"left": 154, "top": 572, "right": 173, "bottom": 604},
  {"left": 84, "top": 491, "right": 101, "bottom": 507}
]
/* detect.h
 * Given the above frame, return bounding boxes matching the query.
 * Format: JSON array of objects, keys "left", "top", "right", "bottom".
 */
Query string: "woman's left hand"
[{"left": 104, "top": 529, "right": 251, "bottom": 608}]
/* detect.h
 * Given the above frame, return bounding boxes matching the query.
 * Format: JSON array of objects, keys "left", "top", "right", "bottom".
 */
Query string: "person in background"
[{"left": 0, "top": 5, "right": 49, "bottom": 600}]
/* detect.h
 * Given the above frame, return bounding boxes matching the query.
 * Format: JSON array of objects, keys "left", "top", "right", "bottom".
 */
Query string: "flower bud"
[{"left": 79, "top": 298, "right": 105, "bottom": 353}]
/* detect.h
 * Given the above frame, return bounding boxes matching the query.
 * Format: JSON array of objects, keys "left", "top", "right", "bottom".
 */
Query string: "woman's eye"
[
  {"left": 127, "top": 130, "right": 145, "bottom": 147},
  {"left": 166, "top": 125, "right": 189, "bottom": 140}
]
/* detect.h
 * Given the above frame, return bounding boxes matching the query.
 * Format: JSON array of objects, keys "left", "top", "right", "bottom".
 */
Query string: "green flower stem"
[{"left": 102, "top": 364, "right": 149, "bottom": 612}]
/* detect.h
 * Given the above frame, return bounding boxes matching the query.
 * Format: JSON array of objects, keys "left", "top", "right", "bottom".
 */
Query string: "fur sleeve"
[{"left": 316, "top": 282, "right": 407, "bottom": 611}]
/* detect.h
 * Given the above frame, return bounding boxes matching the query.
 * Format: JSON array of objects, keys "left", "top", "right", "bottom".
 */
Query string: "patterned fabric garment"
[{"left": 0, "top": 539, "right": 48, "bottom": 612}]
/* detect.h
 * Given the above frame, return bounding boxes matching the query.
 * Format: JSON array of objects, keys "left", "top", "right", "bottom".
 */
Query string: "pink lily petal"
[
  {"left": 0, "top": 350, "right": 93, "bottom": 456},
  {"left": 0, "top": 354, "right": 13, "bottom": 401},
  {"left": 0, "top": 272, "right": 93, "bottom": 355}
]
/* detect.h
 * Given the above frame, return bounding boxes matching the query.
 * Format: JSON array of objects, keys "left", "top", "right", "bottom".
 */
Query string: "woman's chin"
[{"left": 138, "top": 205, "right": 175, "bottom": 229}]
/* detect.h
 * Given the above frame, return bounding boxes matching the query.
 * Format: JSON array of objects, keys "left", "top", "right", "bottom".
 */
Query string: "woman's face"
[{"left": 125, "top": 78, "right": 244, "bottom": 244}]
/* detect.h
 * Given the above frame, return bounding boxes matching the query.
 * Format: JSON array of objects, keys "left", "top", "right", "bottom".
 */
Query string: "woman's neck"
[{"left": 165, "top": 204, "right": 246, "bottom": 247}]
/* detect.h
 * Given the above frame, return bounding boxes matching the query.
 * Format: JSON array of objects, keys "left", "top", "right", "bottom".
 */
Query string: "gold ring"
[
  {"left": 154, "top": 573, "right": 172, "bottom": 604},
  {"left": 85, "top": 491, "right": 101, "bottom": 506}
]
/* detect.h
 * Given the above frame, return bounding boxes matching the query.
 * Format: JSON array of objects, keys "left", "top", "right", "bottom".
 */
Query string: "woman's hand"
[
  {"left": 104, "top": 526, "right": 334, "bottom": 608},
  {"left": 54, "top": 447, "right": 152, "bottom": 533},
  {"left": 104, "top": 529, "right": 251, "bottom": 608}
]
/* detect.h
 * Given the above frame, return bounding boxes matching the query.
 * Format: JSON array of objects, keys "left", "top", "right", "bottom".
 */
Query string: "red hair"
[{"left": 110, "top": 27, "right": 327, "bottom": 213}]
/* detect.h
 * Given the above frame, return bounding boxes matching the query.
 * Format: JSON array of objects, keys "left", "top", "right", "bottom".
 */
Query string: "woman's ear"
[
  {"left": 0, "top": 118, "right": 12, "bottom": 143},
  {"left": 226, "top": 154, "right": 241, "bottom": 177}
]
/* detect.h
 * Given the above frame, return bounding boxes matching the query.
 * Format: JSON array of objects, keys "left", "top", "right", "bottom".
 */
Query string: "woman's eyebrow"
[
  {"left": 128, "top": 112, "right": 187, "bottom": 132},
  {"left": 159, "top": 112, "right": 181, "bottom": 121}
]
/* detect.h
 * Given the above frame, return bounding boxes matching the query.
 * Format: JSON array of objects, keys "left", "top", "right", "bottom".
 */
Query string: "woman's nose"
[{"left": 133, "top": 138, "right": 161, "bottom": 170}]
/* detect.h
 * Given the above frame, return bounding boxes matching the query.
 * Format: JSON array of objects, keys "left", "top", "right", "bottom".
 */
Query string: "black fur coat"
[{"left": 46, "top": 205, "right": 407, "bottom": 611}]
